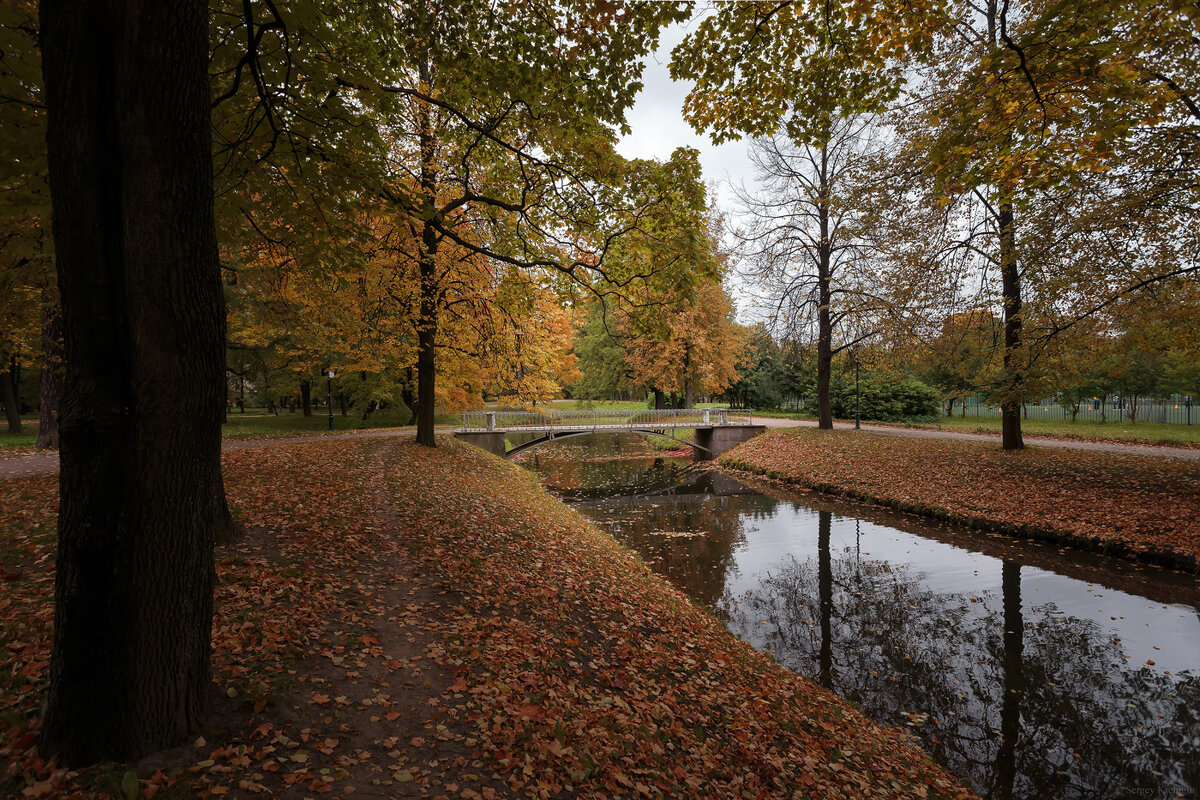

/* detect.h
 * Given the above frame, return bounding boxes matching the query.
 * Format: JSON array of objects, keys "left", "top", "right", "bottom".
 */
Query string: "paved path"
[
  {"left": 3, "top": 420, "right": 1197, "bottom": 480},
  {"left": 755, "top": 416, "right": 1200, "bottom": 460}
]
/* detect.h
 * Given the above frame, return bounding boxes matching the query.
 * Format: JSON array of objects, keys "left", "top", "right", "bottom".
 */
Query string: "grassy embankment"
[
  {"left": 1, "top": 436, "right": 974, "bottom": 799},
  {"left": 722, "top": 428, "right": 1200, "bottom": 572},
  {"left": 751, "top": 410, "right": 1200, "bottom": 447}
]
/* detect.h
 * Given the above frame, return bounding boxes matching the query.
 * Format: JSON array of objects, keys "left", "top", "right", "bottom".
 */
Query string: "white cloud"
[
  {"left": 616, "top": 22, "right": 755, "bottom": 217},
  {"left": 616, "top": 21, "right": 761, "bottom": 322}
]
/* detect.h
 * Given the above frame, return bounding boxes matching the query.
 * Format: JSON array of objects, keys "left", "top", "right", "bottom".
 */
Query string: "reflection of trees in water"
[
  {"left": 586, "top": 493, "right": 756, "bottom": 606},
  {"left": 721, "top": 513, "right": 1199, "bottom": 799},
  {"left": 524, "top": 436, "right": 695, "bottom": 500}
]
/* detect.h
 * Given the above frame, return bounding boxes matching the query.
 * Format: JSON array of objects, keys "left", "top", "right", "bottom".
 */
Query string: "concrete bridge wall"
[
  {"left": 692, "top": 424, "right": 767, "bottom": 460},
  {"left": 453, "top": 431, "right": 508, "bottom": 458}
]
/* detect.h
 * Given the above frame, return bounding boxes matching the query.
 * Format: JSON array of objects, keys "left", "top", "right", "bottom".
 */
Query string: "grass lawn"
[
  {"left": 1, "top": 436, "right": 974, "bottom": 799},
  {"left": 2, "top": 408, "right": 461, "bottom": 450},
  {"left": 722, "top": 428, "right": 1200, "bottom": 571},
  {"left": 219, "top": 404, "right": 469, "bottom": 438},
  {"left": 749, "top": 409, "right": 1200, "bottom": 446},
  {"left": 887, "top": 414, "right": 1200, "bottom": 447},
  {"left": 0, "top": 417, "right": 39, "bottom": 451}
]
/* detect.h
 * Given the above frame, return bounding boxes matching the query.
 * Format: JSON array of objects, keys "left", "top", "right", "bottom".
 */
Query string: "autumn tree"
[
  {"left": 623, "top": 280, "right": 746, "bottom": 409},
  {"left": 733, "top": 125, "right": 891, "bottom": 428},
  {"left": 288, "top": 0, "right": 689, "bottom": 446},
  {"left": 485, "top": 278, "right": 581, "bottom": 408},
  {"left": 676, "top": 0, "right": 1197, "bottom": 449},
  {"left": 0, "top": 0, "right": 55, "bottom": 441},
  {"left": 570, "top": 304, "right": 643, "bottom": 401},
  {"left": 723, "top": 325, "right": 797, "bottom": 411},
  {"left": 916, "top": 310, "right": 1001, "bottom": 416}
]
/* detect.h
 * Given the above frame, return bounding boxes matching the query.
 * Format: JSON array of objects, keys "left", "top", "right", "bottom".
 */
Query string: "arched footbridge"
[{"left": 454, "top": 409, "right": 766, "bottom": 460}]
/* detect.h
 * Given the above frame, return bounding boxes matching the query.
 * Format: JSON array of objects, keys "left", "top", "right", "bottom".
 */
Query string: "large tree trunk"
[
  {"left": 413, "top": 55, "right": 440, "bottom": 448},
  {"left": 414, "top": 243, "right": 438, "bottom": 446},
  {"left": 39, "top": 0, "right": 223, "bottom": 764},
  {"left": 38, "top": 289, "right": 64, "bottom": 448},
  {"left": 2, "top": 355, "right": 22, "bottom": 434},
  {"left": 998, "top": 200, "right": 1024, "bottom": 450},
  {"left": 653, "top": 388, "right": 665, "bottom": 410},
  {"left": 300, "top": 379, "right": 312, "bottom": 417}
]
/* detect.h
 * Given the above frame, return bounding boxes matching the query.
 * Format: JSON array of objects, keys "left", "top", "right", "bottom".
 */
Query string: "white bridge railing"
[{"left": 459, "top": 408, "right": 754, "bottom": 431}]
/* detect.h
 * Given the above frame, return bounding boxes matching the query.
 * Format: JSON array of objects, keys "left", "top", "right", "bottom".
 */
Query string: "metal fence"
[
  {"left": 459, "top": 408, "right": 754, "bottom": 430},
  {"left": 946, "top": 396, "right": 1196, "bottom": 425}
]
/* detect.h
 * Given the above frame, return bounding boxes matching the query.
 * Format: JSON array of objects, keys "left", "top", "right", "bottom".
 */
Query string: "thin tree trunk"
[
  {"left": 816, "top": 143, "right": 834, "bottom": 430},
  {"left": 38, "top": 289, "right": 64, "bottom": 448},
  {"left": 683, "top": 348, "right": 694, "bottom": 409},
  {"left": 998, "top": 200, "right": 1024, "bottom": 450},
  {"left": 400, "top": 367, "right": 415, "bottom": 413},
  {"left": 39, "top": 0, "right": 221, "bottom": 764},
  {"left": 2, "top": 355, "right": 22, "bottom": 434}
]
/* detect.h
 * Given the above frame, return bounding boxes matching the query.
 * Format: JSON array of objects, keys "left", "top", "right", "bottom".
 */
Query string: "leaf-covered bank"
[
  {"left": 384, "top": 438, "right": 974, "bottom": 798},
  {"left": 721, "top": 429, "right": 1200, "bottom": 572},
  {"left": 1, "top": 435, "right": 974, "bottom": 798}
]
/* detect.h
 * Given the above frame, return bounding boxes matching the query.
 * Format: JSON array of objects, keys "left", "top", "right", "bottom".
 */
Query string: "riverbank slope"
[
  {"left": 1, "top": 436, "right": 974, "bottom": 799},
  {"left": 721, "top": 428, "right": 1200, "bottom": 572}
]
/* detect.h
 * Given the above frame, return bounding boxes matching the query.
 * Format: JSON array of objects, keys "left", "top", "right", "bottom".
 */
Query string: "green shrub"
[{"left": 805, "top": 375, "right": 939, "bottom": 422}]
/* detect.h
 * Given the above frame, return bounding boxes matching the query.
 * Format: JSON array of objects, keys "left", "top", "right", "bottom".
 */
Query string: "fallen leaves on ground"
[
  {"left": 722, "top": 429, "right": 1200, "bottom": 570},
  {"left": 1, "top": 435, "right": 977, "bottom": 798}
]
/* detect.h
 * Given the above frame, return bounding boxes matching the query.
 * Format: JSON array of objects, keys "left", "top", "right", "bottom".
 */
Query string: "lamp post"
[{"left": 326, "top": 369, "right": 335, "bottom": 431}]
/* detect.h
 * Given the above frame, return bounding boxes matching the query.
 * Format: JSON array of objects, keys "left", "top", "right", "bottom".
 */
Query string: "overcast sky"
[{"left": 614, "top": 20, "right": 761, "bottom": 320}]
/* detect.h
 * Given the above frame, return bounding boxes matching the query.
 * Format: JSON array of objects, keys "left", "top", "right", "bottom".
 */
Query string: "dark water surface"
[{"left": 519, "top": 434, "right": 1200, "bottom": 800}]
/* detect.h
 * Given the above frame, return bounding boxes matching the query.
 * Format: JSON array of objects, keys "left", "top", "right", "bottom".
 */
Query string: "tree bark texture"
[
  {"left": 300, "top": 379, "right": 312, "bottom": 417},
  {"left": 38, "top": 0, "right": 222, "bottom": 764},
  {"left": 2, "top": 356, "right": 22, "bottom": 434},
  {"left": 37, "top": 288, "right": 64, "bottom": 448},
  {"left": 815, "top": 144, "right": 834, "bottom": 430},
  {"left": 998, "top": 201, "right": 1024, "bottom": 450},
  {"left": 414, "top": 55, "right": 440, "bottom": 448}
]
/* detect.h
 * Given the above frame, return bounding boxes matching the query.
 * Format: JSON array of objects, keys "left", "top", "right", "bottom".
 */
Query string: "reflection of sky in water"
[
  {"left": 522, "top": 434, "right": 1200, "bottom": 798},
  {"left": 722, "top": 505, "right": 1200, "bottom": 674}
]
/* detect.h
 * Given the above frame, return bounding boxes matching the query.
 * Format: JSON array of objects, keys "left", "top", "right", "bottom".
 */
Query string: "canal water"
[{"left": 518, "top": 434, "right": 1200, "bottom": 800}]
